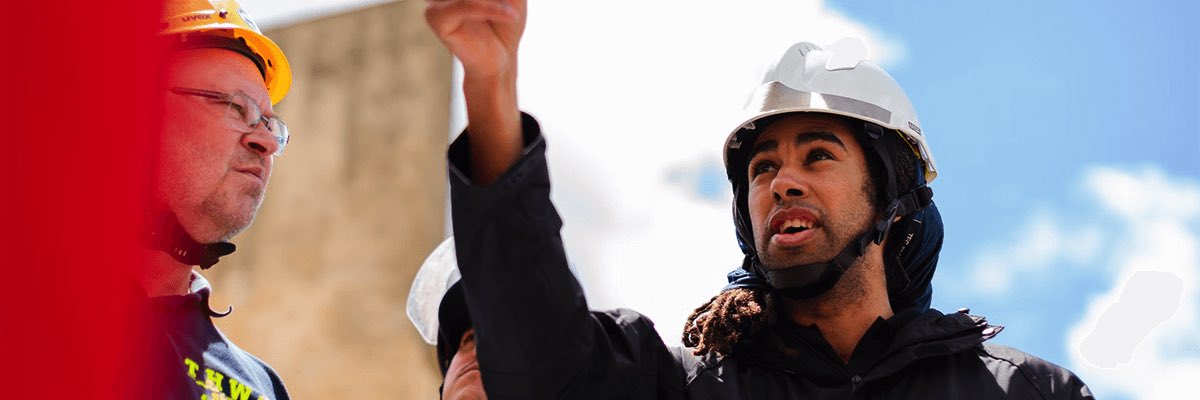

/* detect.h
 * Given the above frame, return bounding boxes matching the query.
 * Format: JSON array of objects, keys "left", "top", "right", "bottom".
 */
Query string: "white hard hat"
[
  {"left": 724, "top": 38, "right": 937, "bottom": 184},
  {"left": 406, "top": 237, "right": 461, "bottom": 346}
]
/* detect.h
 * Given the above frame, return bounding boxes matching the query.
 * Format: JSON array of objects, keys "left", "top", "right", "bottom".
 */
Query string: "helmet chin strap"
[
  {"left": 754, "top": 186, "right": 932, "bottom": 299},
  {"left": 730, "top": 121, "right": 934, "bottom": 299},
  {"left": 144, "top": 211, "right": 236, "bottom": 270}
]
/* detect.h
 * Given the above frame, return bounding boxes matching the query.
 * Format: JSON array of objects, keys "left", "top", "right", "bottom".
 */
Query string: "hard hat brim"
[
  {"left": 725, "top": 82, "right": 937, "bottom": 183},
  {"left": 162, "top": 24, "right": 292, "bottom": 105},
  {"left": 232, "top": 27, "right": 292, "bottom": 105}
]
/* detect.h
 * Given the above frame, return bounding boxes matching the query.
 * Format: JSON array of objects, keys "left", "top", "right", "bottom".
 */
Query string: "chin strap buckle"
[
  {"left": 144, "top": 211, "right": 237, "bottom": 269},
  {"left": 873, "top": 198, "right": 902, "bottom": 245},
  {"left": 872, "top": 186, "right": 934, "bottom": 246}
]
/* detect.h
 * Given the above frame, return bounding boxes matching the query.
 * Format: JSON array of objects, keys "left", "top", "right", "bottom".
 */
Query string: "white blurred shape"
[
  {"left": 406, "top": 237, "right": 460, "bottom": 346},
  {"left": 1067, "top": 166, "right": 1200, "bottom": 399}
]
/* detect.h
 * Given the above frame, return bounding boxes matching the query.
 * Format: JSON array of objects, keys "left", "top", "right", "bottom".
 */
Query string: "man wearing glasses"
[{"left": 142, "top": 1, "right": 292, "bottom": 398}]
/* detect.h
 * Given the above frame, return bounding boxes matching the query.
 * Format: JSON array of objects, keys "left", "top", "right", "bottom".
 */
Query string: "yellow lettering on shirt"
[
  {"left": 180, "top": 355, "right": 268, "bottom": 400},
  {"left": 205, "top": 368, "right": 225, "bottom": 392},
  {"left": 184, "top": 357, "right": 200, "bottom": 379},
  {"left": 228, "top": 378, "right": 254, "bottom": 400}
]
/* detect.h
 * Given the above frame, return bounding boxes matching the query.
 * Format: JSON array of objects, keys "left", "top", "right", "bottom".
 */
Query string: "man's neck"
[
  {"left": 781, "top": 257, "right": 893, "bottom": 363},
  {"left": 137, "top": 249, "right": 195, "bottom": 297},
  {"left": 786, "top": 296, "right": 893, "bottom": 363}
]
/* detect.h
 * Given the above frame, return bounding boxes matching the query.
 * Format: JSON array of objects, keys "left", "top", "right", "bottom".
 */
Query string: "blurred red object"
[{"left": 0, "top": 1, "right": 166, "bottom": 397}]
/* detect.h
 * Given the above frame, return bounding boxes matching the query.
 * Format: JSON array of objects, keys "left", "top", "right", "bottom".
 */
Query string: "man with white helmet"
[
  {"left": 423, "top": 0, "right": 1092, "bottom": 398},
  {"left": 141, "top": 1, "right": 292, "bottom": 398}
]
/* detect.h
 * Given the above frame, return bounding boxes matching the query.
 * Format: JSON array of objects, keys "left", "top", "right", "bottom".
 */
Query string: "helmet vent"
[
  {"left": 824, "top": 38, "right": 870, "bottom": 71},
  {"left": 795, "top": 42, "right": 821, "bottom": 56}
]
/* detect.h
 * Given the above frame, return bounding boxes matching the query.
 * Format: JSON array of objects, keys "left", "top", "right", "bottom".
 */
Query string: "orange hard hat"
[{"left": 161, "top": 0, "right": 292, "bottom": 105}]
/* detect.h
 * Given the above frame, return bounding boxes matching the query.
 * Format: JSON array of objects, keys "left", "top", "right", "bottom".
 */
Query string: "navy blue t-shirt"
[{"left": 150, "top": 273, "right": 289, "bottom": 400}]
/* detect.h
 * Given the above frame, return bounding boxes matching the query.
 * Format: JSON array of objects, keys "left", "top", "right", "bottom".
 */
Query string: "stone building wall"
[{"left": 206, "top": 1, "right": 450, "bottom": 397}]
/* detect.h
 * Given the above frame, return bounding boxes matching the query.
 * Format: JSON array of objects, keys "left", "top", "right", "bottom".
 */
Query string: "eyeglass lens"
[{"left": 226, "top": 93, "right": 288, "bottom": 155}]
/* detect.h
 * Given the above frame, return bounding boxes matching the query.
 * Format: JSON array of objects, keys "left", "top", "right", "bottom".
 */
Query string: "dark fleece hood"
[{"left": 882, "top": 201, "right": 942, "bottom": 312}]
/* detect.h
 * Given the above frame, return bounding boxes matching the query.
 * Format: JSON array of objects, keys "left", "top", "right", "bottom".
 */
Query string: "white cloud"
[
  {"left": 1088, "top": 166, "right": 1200, "bottom": 222},
  {"left": 966, "top": 210, "right": 1104, "bottom": 295},
  {"left": 518, "top": 0, "right": 905, "bottom": 174},
  {"left": 957, "top": 165, "right": 1200, "bottom": 398},
  {"left": 1065, "top": 166, "right": 1200, "bottom": 399}
]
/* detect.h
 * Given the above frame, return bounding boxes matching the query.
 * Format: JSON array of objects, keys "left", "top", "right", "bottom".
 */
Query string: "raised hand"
[
  {"left": 426, "top": 0, "right": 526, "bottom": 81},
  {"left": 425, "top": 0, "right": 527, "bottom": 185}
]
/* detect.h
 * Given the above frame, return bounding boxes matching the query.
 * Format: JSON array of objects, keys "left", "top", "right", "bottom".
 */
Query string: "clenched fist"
[
  {"left": 425, "top": 0, "right": 527, "bottom": 81},
  {"left": 425, "top": 0, "right": 527, "bottom": 185}
]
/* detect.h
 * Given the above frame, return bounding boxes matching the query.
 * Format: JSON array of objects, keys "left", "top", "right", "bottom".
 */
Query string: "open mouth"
[
  {"left": 769, "top": 210, "right": 821, "bottom": 247},
  {"left": 779, "top": 218, "right": 813, "bottom": 234},
  {"left": 770, "top": 211, "right": 819, "bottom": 235}
]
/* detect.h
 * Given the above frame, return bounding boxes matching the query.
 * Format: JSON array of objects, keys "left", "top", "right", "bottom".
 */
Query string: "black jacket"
[{"left": 446, "top": 114, "right": 1092, "bottom": 399}]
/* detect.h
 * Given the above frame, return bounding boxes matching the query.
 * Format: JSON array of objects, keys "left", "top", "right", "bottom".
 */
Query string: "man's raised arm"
[
  {"left": 424, "top": 1, "right": 685, "bottom": 398},
  {"left": 425, "top": 0, "right": 524, "bottom": 185}
]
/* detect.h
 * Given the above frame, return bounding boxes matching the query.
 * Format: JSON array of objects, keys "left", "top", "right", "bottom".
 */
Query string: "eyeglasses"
[{"left": 169, "top": 87, "right": 290, "bottom": 156}]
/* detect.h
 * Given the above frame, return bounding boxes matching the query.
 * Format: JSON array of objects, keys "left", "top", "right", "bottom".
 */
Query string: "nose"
[
  {"left": 241, "top": 124, "right": 281, "bottom": 157},
  {"left": 770, "top": 165, "right": 808, "bottom": 204}
]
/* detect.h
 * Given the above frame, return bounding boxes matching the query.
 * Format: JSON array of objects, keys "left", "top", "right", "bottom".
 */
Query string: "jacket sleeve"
[
  {"left": 447, "top": 113, "right": 686, "bottom": 399},
  {"left": 980, "top": 343, "right": 1095, "bottom": 400}
]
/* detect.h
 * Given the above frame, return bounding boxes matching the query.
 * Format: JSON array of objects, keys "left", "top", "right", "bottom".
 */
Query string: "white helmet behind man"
[{"left": 407, "top": 237, "right": 462, "bottom": 347}]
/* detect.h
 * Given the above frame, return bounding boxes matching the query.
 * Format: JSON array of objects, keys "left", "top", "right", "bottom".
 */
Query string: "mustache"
[{"left": 235, "top": 149, "right": 270, "bottom": 168}]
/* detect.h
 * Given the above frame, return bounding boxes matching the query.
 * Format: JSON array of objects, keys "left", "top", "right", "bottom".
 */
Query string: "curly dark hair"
[
  {"left": 683, "top": 121, "right": 921, "bottom": 358},
  {"left": 682, "top": 287, "right": 777, "bottom": 357}
]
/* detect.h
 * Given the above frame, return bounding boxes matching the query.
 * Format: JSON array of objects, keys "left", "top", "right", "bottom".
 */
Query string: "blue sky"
[
  {"left": 250, "top": 1, "right": 1198, "bottom": 397},
  {"left": 838, "top": 0, "right": 1199, "bottom": 237},
  {"left": 831, "top": 0, "right": 1194, "bottom": 340},
  {"left": 828, "top": 1, "right": 1200, "bottom": 397}
]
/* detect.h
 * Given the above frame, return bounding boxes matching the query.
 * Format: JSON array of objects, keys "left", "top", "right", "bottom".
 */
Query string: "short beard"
[
  {"left": 780, "top": 253, "right": 874, "bottom": 320},
  {"left": 198, "top": 185, "right": 263, "bottom": 242}
]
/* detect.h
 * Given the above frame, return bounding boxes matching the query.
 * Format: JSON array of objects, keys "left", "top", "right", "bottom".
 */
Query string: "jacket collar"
[
  {"left": 867, "top": 308, "right": 1001, "bottom": 380},
  {"left": 734, "top": 308, "right": 1001, "bottom": 381},
  {"left": 147, "top": 272, "right": 233, "bottom": 318}
]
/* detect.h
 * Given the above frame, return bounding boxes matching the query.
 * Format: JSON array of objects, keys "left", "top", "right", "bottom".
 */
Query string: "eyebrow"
[
  {"left": 233, "top": 89, "right": 265, "bottom": 105},
  {"left": 749, "top": 130, "right": 847, "bottom": 160},
  {"left": 233, "top": 89, "right": 277, "bottom": 118}
]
